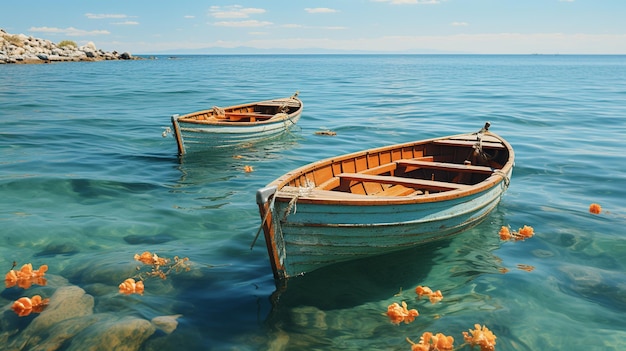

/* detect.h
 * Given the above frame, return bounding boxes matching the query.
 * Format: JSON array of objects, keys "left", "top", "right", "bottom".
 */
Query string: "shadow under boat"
[{"left": 265, "top": 238, "right": 452, "bottom": 315}]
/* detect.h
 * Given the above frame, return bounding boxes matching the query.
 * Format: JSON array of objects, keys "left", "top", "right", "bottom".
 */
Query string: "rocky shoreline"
[{"left": 1, "top": 29, "right": 139, "bottom": 64}]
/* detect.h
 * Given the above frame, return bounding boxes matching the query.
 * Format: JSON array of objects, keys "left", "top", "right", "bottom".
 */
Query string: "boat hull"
[
  {"left": 174, "top": 113, "right": 301, "bottom": 150},
  {"left": 267, "top": 170, "right": 509, "bottom": 278}
]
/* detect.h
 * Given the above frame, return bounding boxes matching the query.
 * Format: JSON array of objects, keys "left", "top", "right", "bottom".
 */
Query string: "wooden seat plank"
[
  {"left": 433, "top": 139, "right": 505, "bottom": 149},
  {"left": 397, "top": 159, "right": 494, "bottom": 174},
  {"left": 338, "top": 173, "right": 470, "bottom": 191}
]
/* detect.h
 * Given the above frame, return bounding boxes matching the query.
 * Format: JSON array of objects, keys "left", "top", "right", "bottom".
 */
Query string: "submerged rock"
[
  {"left": 65, "top": 315, "right": 156, "bottom": 351},
  {"left": 2, "top": 284, "right": 159, "bottom": 350},
  {"left": 151, "top": 314, "right": 183, "bottom": 334},
  {"left": 35, "top": 242, "right": 80, "bottom": 257}
]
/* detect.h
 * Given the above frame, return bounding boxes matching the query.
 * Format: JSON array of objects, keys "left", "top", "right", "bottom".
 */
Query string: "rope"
[
  {"left": 249, "top": 180, "right": 314, "bottom": 250},
  {"left": 493, "top": 170, "right": 511, "bottom": 188},
  {"left": 279, "top": 181, "right": 315, "bottom": 221},
  {"left": 250, "top": 194, "right": 276, "bottom": 250},
  {"left": 211, "top": 106, "right": 225, "bottom": 116}
]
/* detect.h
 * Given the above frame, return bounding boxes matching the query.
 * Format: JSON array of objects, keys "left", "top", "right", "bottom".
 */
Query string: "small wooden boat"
[
  {"left": 171, "top": 92, "right": 303, "bottom": 155},
  {"left": 255, "top": 123, "right": 514, "bottom": 282}
]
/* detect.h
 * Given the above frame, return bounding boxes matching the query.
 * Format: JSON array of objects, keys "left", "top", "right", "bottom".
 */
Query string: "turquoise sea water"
[{"left": 1, "top": 55, "right": 625, "bottom": 350}]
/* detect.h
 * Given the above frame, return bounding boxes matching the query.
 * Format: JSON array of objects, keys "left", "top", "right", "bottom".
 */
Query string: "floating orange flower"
[
  {"left": 134, "top": 251, "right": 169, "bottom": 266},
  {"left": 517, "top": 225, "right": 534, "bottom": 238},
  {"left": 415, "top": 285, "right": 433, "bottom": 298},
  {"left": 386, "top": 301, "right": 419, "bottom": 325},
  {"left": 415, "top": 285, "right": 443, "bottom": 304},
  {"left": 499, "top": 225, "right": 534, "bottom": 241},
  {"left": 119, "top": 278, "right": 145, "bottom": 295},
  {"left": 428, "top": 290, "right": 444, "bottom": 304},
  {"left": 11, "top": 295, "right": 49, "bottom": 317},
  {"left": 463, "top": 324, "right": 497, "bottom": 351},
  {"left": 498, "top": 226, "right": 511, "bottom": 240},
  {"left": 407, "top": 332, "right": 455, "bottom": 351},
  {"left": 589, "top": 203, "right": 602, "bottom": 214},
  {"left": 5, "top": 263, "right": 48, "bottom": 289},
  {"left": 244, "top": 165, "right": 254, "bottom": 173}
]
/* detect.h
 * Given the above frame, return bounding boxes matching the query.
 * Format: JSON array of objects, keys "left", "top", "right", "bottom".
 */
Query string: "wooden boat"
[
  {"left": 171, "top": 92, "right": 303, "bottom": 155},
  {"left": 255, "top": 123, "right": 514, "bottom": 282}
]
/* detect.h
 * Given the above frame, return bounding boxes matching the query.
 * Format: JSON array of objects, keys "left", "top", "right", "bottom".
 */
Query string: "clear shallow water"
[{"left": 1, "top": 55, "right": 626, "bottom": 350}]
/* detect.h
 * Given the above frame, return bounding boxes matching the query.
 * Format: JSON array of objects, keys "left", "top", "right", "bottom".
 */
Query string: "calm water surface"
[{"left": 1, "top": 55, "right": 626, "bottom": 350}]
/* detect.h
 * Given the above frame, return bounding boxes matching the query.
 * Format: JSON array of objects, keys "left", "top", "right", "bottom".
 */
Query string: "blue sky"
[{"left": 2, "top": 0, "right": 625, "bottom": 54}]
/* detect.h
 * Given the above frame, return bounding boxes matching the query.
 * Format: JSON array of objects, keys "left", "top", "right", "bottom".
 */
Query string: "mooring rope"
[
  {"left": 250, "top": 194, "right": 276, "bottom": 250},
  {"left": 492, "top": 170, "right": 511, "bottom": 188},
  {"left": 278, "top": 181, "right": 315, "bottom": 220},
  {"left": 211, "top": 106, "right": 225, "bottom": 116}
]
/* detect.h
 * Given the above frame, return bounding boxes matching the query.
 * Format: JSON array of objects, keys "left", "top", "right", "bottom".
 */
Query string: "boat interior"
[
  {"left": 180, "top": 100, "right": 301, "bottom": 123},
  {"left": 284, "top": 136, "right": 509, "bottom": 197}
]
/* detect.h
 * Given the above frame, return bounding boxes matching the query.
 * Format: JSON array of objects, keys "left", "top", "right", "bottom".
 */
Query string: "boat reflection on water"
[{"left": 265, "top": 238, "right": 450, "bottom": 317}]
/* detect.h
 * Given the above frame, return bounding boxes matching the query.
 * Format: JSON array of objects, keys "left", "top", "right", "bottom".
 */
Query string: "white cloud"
[
  {"left": 85, "top": 13, "right": 129, "bottom": 19},
  {"left": 451, "top": 22, "right": 468, "bottom": 26},
  {"left": 305, "top": 8, "right": 338, "bottom": 14},
  {"left": 213, "top": 20, "right": 273, "bottom": 28},
  {"left": 184, "top": 15, "right": 195, "bottom": 19},
  {"left": 209, "top": 6, "right": 265, "bottom": 19},
  {"left": 111, "top": 21, "right": 139, "bottom": 26},
  {"left": 29, "top": 26, "right": 110, "bottom": 36}
]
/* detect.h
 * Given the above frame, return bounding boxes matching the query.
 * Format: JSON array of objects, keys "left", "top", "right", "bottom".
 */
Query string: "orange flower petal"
[
  {"left": 589, "top": 203, "right": 602, "bottom": 214},
  {"left": 415, "top": 285, "right": 433, "bottom": 298},
  {"left": 499, "top": 226, "right": 511, "bottom": 240},
  {"left": 12, "top": 297, "right": 33, "bottom": 317}
]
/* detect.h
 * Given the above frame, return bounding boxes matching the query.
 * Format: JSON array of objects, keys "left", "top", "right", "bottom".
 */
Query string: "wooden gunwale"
[
  {"left": 270, "top": 131, "right": 513, "bottom": 205},
  {"left": 175, "top": 96, "right": 302, "bottom": 125}
]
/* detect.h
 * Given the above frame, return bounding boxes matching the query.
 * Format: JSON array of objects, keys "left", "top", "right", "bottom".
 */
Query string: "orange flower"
[
  {"left": 134, "top": 252, "right": 169, "bottom": 266},
  {"left": 244, "top": 165, "right": 254, "bottom": 173},
  {"left": 11, "top": 295, "right": 49, "bottom": 317},
  {"left": 5, "top": 269, "right": 18, "bottom": 287},
  {"left": 407, "top": 332, "right": 454, "bottom": 351},
  {"left": 463, "top": 324, "right": 497, "bottom": 351},
  {"left": 415, "top": 285, "right": 433, "bottom": 298},
  {"left": 432, "top": 332, "right": 454, "bottom": 351},
  {"left": 498, "top": 226, "right": 511, "bottom": 240},
  {"left": 517, "top": 225, "right": 534, "bottom": 238},
  {"left": 119, "top": 278, "right": 145, "bottom": 295},
  {"left": 429, "top": 290, "right": 444, "bottom": 304},
  {"left": 5, "top": 264, "right": 48, "bottom": 289},
  {"left": 386, "top": 301, "right": 419, "bottom": 325},
  {"left": 500, "top": 225, "right": 535, "bottom": 241},
  {"left": 589, "top": 203, "right": 602, "bottom": 214},
  {"left": 134, "top": 252, "right": 154, "bottom": 265},
  {"left": 415, "top": 285, "right": 443, "bottom": 304},
  {"left": 30, "top": 295, "right": 50, "bottom": 313},
  {"left": 12, "top": 297, "right": 33, "bottom": 317}
]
